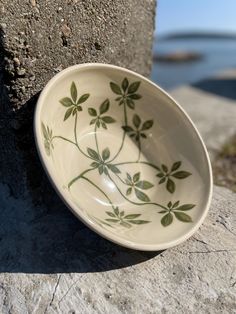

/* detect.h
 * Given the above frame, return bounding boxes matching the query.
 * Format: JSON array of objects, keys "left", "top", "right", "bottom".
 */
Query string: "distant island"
[{"left": 158, "top": 31, "right": 236, "bottom": 41}]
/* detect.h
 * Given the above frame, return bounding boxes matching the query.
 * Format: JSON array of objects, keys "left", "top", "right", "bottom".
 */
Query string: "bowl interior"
[{"left": 35, "top": 64, "right": 212, "bottom": 250}]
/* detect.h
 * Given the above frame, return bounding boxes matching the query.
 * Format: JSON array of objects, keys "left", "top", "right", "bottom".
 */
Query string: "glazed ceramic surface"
[{"left": 34, "top": 63, "right": 212, "bottom": 251}]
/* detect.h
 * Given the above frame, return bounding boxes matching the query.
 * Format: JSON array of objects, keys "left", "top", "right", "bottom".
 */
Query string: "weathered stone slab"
[
  {"left": 0, "top": 185, "right": 235, "bottom": 313},
  {"left": 170, "top": 74, "right": 236, "bottom": 160}
]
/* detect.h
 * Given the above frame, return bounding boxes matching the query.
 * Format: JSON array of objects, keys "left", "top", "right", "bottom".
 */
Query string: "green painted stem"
[
  {"left": 94, "top": 123, "right": 100, "bottom": 157},
  {"left": 113, "top": 172, "right": 127, "bottom": 185},
  {"left": 74, "top": 112, "right": 78, "bottom": 145},
  {"left": 80, "top": 176, "right": 115, "bottom": 208},
  {"left": 53, "top": 135, "right": 91, "bottom": 160},
  {"left": 137, "top": 140, "right": 141, "bottom": 162},
  {"left": 107, "top": 172, "right": 167, "bottom": 210},
  {"left": 68, "top": 168, "right": 94, "bottom": 189},
  {"left": 114, "top": 160, "right": 161, "bottom": 172},
  {"left": 109, "top": 103, "right": 127, "bottom": 163},
  {"left": 52, "top": 136, "right": 76, "bottom": 146}
]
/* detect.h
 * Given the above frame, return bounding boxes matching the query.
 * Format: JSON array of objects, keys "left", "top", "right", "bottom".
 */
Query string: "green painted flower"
[
  {"left": 122, "top": 114, "right": 153, "bottom": 142},
  {"left": 105, "top": 207, "right": 149, "bottom": 228},
  {"left": 125, "top": 172, "right": 153, "bottom": 202},
  {"left": 156, "top": 161, "right": 192, "bottom": 194},
  {"left": 60, "top": 81, "right": 90, "bottom": 120},
  {"left": 88, "top": 147, "right": 121, "bottom": 175},
  {"left": 41, "top": 123, "right": 54, "bottom": 156},
  {"left": 110, "top": 77, "right": 142, "bottom": 109},
  {"left": 88, "top": 99, "right": 116, "bottom": 129},
  {"left": 158, "top": 201, "right": 195, "bottom": 227}
]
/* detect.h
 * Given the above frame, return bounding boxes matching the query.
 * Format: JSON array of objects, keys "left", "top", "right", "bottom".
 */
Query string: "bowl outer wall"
[{"left": 34, "top": 63, "right": 213, "bottom": 251}]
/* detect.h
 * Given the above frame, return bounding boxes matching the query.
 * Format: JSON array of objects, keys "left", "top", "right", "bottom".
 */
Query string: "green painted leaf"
[
  {"left": 114, "top": 207, "right": 119, "bottom": 216},
  {"left": 96, "top": 120, "right": 100, "bottom": 128},
  {"left": 173, "top": 200, "right": 180, "bottom": 208},
  {"left": 135, "top": 180, "right": 154, "bottom": 190},
  {"left": 158, "top": 210, "right": 168, "bottom": 214},
  {"left": 44, "top": 141, "right": 50, "bottom": 156},
  {"left": 41, "top": 123, "right": 48, "bottom": 140},
  {"left": 140, "top": 133, "right": 147, "bottom": 138},
  {"left": 87, "top": 148, "right": 100, "bottom": 161},
  {"left": 98, "top": 165, "right": 104, "bottom": 174},
  {"left": 161, "top": 164, "right": 168, "bottom": 173},
  {"left": 126, "top": 187, "right": 132, "bottom": 195},
  {"left": 105, "top": 219, "right": 119, "bottom": 223},
  {"left": 125, "top": 179, "right": 132, "bottom": 185},
  {"left": 77, "top": 93, "right": 90, "bottom": 104},
  {"left": 141, "top": 120, "right": 153, "bottom": 130},
  {"left": 167, "top": 201, "right": 172, "bottom": 208},
  {"left": 167, "top": 178, "right": 175, "bottom": 193},
  {"left": 90, "top": 118, "right": 97, "bottom": 125},
  {"left": 122, "top": 126, "right": 134, "bottom": 132},
  {"left": 100, "top": 99, "right": 109, "bottom": 114},
  {"left": 172, "top": 171, "right": 191, "bottom": 179},
  {"left": 124, "top": 214, "right": 141, "bottom": 219},
  {"left": 129, "top": 220, "right": 150, "bottom": 225},
  {"left": 102, "top": 147, "right": 110, "bottom": 160},
  {"left": 90, "top": 162, "right": 99, "bottom": 168},
  {"left": 110, "top": 82, "right": 122, "bottom": 95},
  {"left": 133, "top": 172, "right": 140, "bottom": 183},
  {"left": 104, "top": 167, "right": 108, "bottom": 175},
  {"left": 161, "top": 213, "right": 173, "bottom": 227},
  {"left": 64, "top": 107, "right": 73, "bottom": 121},
  {"left": 77, "top": 105, "right": 82, "bottom": 111},
  {"left": 88, "top": 108, "right": 97, "bottom": 116},
  {"left": 127, "top": 173, "right": 132, "bottom": 181},
  {"left": 60, "top": 97, "right": 73, "bottom": 107},
  {"left": 156, "top": 172, "right": 164, "bottom": 178},
  {"left": 126, "top": 98, "right": 135, "bottom": 109},
  {"left": 119, "top": 99, "right": 124, "bottom": 106},
  {"left": 106, "top": 211, "right": 116, "bottom": 217},
  {"left": 175, "top": 204, "right": 195, "bottom": 211},
  {"left": 101, "top": 122, "right": 107, "bottom": 129},
  {"left": 171, "top": 161, "right": 181, "bottom": 172},
  {"left": 102, "top": 116, "right": 116, "bottom": 123},
  {"left": 72, "top": 108, "right": 77, "bottom": 115},
  {"left": 115, "top": 96, "right": 122, "bottom": 101},
  {"left": 120, "top": 221, "right": 131, "bottom": 228},
  {"left": 174, "top": 212, "right": 193, "bottom": 223},
  {"left": 133, "top": 114, "right": 141, "bottom": 128},
  {"left": 107, "top": 164, "right": 121, "bottom": 174},
  {"left": 120, "top": 211, "right": 125, "bottom": 217},
  {"left": 70, "top": 81, "right": 77, "bottom": 103},
  {"left": 129, "top": 94, "right": 142, "bottom": 100},
  {"left": 159, "top": 177, "right": 166, "bottom": 184},
  {"left": 122, "top": 77, "right": 129, "bottom": 92},
  {"left": 128, "top": 81, "right": 140, "bottom": 94},
  {"left": 134, "top": 188, "right": 150, "bottom": 202}
]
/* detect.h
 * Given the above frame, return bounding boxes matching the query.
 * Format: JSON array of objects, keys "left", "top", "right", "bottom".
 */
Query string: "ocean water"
[{"left": 151, "top": 38, "right": 236, "bottom": 89}]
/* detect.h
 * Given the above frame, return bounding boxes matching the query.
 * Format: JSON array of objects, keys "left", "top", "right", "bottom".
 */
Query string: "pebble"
[
  {"left": 30, "top": 0, "right": 36, "bottom": 7},
  {"left": 17, "top": 68, "right": 26, "bottom": 76}
]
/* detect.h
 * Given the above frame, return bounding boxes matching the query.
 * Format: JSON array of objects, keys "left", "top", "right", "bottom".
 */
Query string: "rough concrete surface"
[
  {"left": 0, "top": 1, "right": 236, "bottom": 313},
  {"left": 0, "top": 0, "right": 156, "bottom": 203}
]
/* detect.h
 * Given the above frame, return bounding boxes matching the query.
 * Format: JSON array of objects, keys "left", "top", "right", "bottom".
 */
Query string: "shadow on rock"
[{"left": 0, "top": 28, "right": 162, "bottom": 274}]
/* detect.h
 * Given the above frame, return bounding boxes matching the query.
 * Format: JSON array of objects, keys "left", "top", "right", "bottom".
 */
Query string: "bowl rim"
[{"left": 34, "top": 62, "right": 213, "bottom": 251}]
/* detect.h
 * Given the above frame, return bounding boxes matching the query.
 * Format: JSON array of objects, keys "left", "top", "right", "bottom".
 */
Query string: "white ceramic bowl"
[{"left": 34, "top": 63, "right": 212, "bottom": 251}]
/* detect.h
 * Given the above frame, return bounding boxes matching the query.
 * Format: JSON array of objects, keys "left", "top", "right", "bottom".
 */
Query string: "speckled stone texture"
[{"left": 0, "top": 0, "right": 156, "bottom": 198}]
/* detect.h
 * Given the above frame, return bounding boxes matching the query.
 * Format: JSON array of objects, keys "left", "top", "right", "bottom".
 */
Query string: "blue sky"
[{"left": 155, "top": 0, "right": 236, "bottom": 35}]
